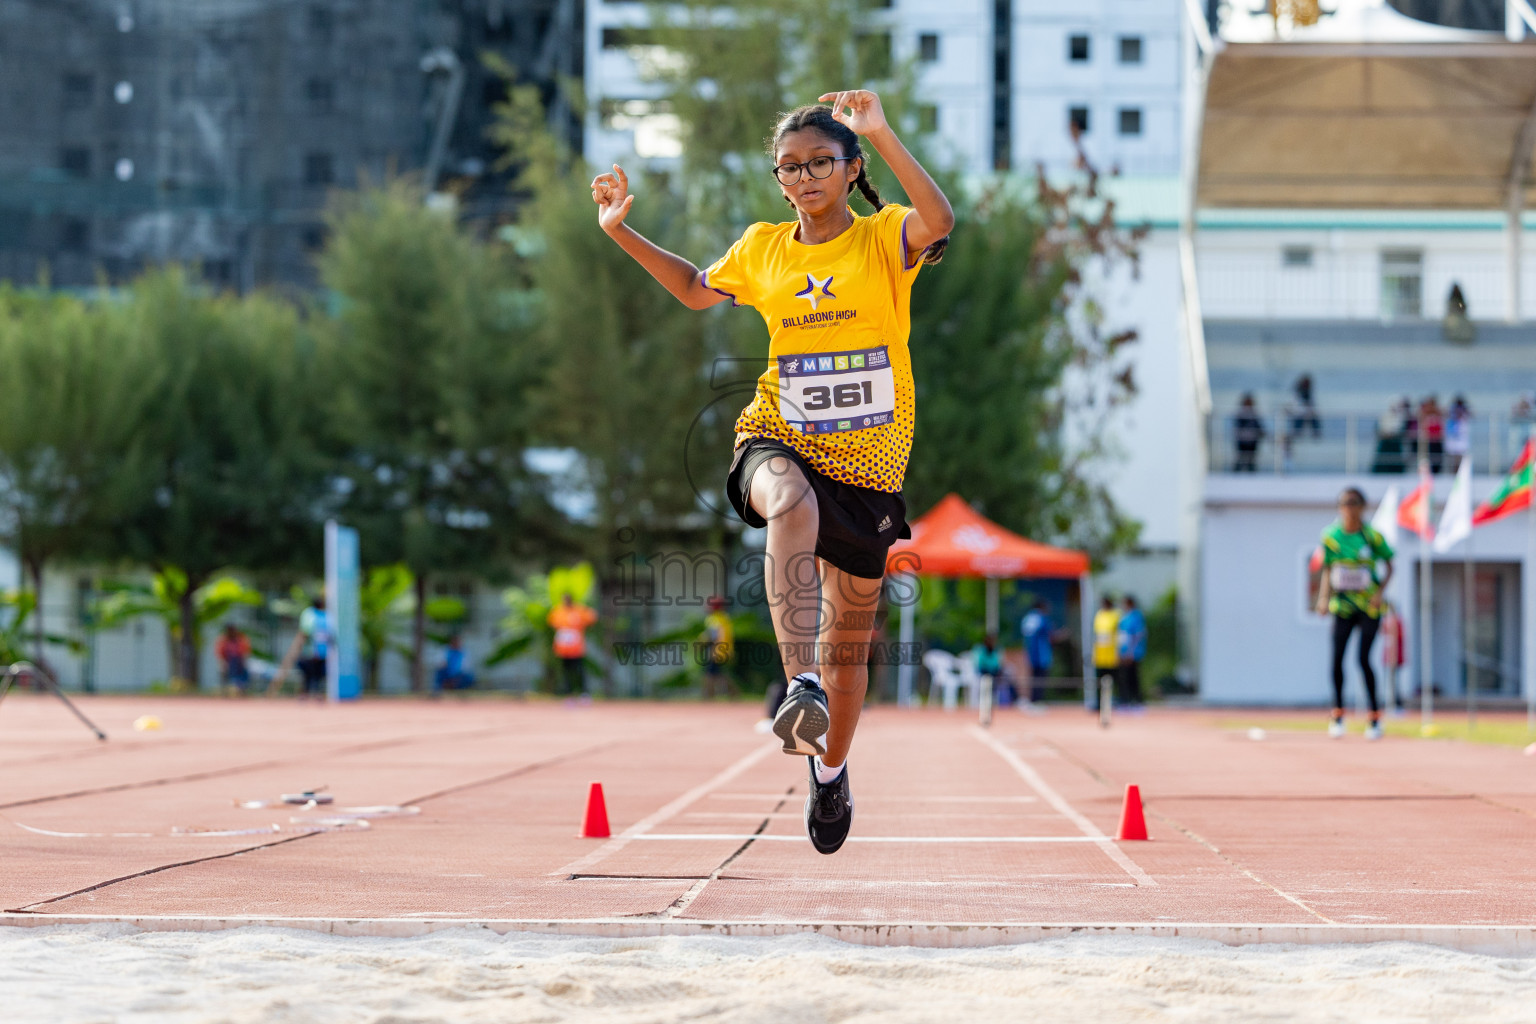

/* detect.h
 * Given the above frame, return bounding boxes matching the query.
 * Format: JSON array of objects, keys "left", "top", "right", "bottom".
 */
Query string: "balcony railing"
[{"left": 1208, "top": 410, "right": 1535, "bottom": 476}]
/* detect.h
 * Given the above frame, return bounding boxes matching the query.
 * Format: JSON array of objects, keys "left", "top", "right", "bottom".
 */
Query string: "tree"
[
  {"left": 0, "top": 289, "right": 157, "bottom": 669},
  {"left": 904, "top": 171, "right": 1144, "bottom": 562},
  {"left": 319, "top": 182, "right": 563, "bottom": 691},
  {"left": 93, "top": 570, "right": 263, "bottom": 689},
  {"left": 109, "top": 270, "right": 337, "bottom": 686}
]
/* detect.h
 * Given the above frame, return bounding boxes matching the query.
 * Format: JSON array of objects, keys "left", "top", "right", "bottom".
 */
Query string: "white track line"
[
  {"left": 552, "top": 742, "right": 779, "bottom": 876},
  {"left": 635, "top": 834, "right": 1110, "bottom": 843},
  {"left": 971, "top": 726, "right": 1158, "bottom": 887}
]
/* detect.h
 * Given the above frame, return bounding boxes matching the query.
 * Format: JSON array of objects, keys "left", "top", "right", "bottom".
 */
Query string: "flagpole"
[
  {"left": 1528, "top": 426, "right": 1536, "bottom": 734},
  {"left": 1419, "top": 421, "right": 1434, "bottom": 731},
  {"left": 1465, "top": 509, "right": 1476, "bottom": 732}
]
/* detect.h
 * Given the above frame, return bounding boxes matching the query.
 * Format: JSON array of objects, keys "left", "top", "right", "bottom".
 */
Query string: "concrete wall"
[{"left": 1201, "top": 474, "right": 1531, "bottom": 705}]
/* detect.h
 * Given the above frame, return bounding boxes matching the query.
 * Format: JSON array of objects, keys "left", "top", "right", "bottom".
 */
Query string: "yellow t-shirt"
[
  {"left": 703, "top": 203, "right": 926, "bottom": 493},
  {"left": 1092, "top": 609, "right": 1121, "bottom": 670}
]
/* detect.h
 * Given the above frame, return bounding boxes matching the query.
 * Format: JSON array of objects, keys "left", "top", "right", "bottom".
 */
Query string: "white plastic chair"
[{"left": 923, "top": 650, "right": 979, "bottom": 711}]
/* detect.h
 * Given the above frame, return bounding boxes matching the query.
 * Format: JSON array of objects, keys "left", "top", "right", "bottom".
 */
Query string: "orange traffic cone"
[
  {"left": 1116, "top": 784, "right": 1149, "bottom": 841},
  {"left": 579, "top": 782, "right": 610, "bottom": 838}
]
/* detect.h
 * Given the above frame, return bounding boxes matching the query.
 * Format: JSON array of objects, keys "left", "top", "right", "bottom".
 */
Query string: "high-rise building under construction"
[{"left": 0, "top": 0, "right": 581, "bottom": 291}]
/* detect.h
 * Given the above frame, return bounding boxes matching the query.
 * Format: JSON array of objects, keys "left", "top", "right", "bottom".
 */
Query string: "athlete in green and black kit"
[{"left": 1315, "top": 487, "right": 1395, "bottom": 741}]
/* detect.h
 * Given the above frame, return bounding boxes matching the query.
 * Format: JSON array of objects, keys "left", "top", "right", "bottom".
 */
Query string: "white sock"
[
  {"left": 793, "top": 671, "right": 821, "bottom": 688},
  {"left": 813, "top": 755, "right": 844, "bottom": 784}
]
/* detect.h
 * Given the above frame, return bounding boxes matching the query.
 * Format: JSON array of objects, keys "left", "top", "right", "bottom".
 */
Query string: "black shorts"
[{"left": 725, "top": 438, "right": 910, "bottom": 580}]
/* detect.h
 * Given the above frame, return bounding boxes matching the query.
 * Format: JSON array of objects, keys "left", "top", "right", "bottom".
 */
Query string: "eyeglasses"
[{"left": 772, "top": 155, "right": 853, "bottom": 186}]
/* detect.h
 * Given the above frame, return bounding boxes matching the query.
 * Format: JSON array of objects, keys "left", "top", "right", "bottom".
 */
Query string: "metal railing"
[{"left": 1209, "top": 409, "right": 1534, "bottom": 475}]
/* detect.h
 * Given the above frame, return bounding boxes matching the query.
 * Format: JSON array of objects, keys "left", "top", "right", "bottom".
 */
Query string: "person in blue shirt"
[
  {"left": 1020, "top": 599, "right": 1057, "bottom": 703},
  {"left": 969, "top": 633, "right": 1015, "bottom": 706},
  {"left": 434, "top": 635, "right": 475, "bottom": 692},
  {"left": 1115, "top": 595, "right": 1148, "bottom": 706}
]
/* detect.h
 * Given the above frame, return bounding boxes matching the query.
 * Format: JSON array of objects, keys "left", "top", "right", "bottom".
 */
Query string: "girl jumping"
[{"left": 592, "top": 89, "right": 953, "bottom": 854}]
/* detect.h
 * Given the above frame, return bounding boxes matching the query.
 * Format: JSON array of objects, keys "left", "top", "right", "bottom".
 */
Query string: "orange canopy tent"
[
  {"left": 885, "top": 494, "right": 1093, "bottom": 706},
  {"left": 886, "top": 493, "right": 1090, "bottom": 579}
]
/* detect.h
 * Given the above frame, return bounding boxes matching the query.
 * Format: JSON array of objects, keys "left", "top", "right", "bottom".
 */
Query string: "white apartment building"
[{"left": 582, "top": 0, "right": 1184, "bottom": 177}]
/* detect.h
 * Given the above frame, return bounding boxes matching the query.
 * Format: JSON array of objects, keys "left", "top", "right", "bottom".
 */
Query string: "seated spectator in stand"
[
  {"left": 1442, "top": 282, "right": 1475, "bottom": 345},
  {"left": 217, "top": 624, "right": 251, "bottom": 695},
  {"left": 433, "top": 635, "right": 475, "bottom": 692},
  {"left": 1372, "top": 397, "right": 1410, "bottom": 474},
  {"left": 1512, "top": 394, "right": 1534, "bottom": 452},
  {"left": 971, "top": 633, "right": 1014, "bottom": 707},
  {"left": 1445, "top": 395, "right": 1472, "bottom": 472},
  {"left": 1418, "top": 395, "right": 1445, "bottom": 473},
  {"left": 1232, "top": 392, "right": 1266, "bottom": 472},
  {"left": 1290, "top": 373, "right": 1320, "bottom": 438}
]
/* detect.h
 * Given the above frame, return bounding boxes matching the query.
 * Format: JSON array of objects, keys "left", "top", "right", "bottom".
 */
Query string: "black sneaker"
[
  {"left": 772, "top": 673, "right": 829, "bottom": 756},
  {"left": 805, "top": 757, "right": 853, "bottom": 855}
]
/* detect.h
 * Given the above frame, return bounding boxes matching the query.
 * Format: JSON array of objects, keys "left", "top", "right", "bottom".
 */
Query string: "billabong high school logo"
[
  {"left": 795, "top": 273, "right": 835, "bottom": 311},
  {"left": 783, "top": 358, "right": 799, "bottom": 373}
]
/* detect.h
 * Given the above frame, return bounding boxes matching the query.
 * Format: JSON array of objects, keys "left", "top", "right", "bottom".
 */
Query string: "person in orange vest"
[{"left": 547, "top": 593, "right": 598, "bottom": 695}]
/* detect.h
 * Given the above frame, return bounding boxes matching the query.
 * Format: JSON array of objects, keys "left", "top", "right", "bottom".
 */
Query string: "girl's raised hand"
[
  {"left": 818, "top": 90, "right": 888, "bottom": 136},
  {"left": 591, "top": 164, "right": 634, "bottom": 233}
]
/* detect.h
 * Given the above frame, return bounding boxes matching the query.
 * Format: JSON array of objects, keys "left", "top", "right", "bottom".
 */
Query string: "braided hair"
[{"left": 768, "top": 104, "right": 947, "bottom": 266}]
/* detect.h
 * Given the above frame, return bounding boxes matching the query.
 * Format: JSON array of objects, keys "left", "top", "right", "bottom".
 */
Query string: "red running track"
[{"left": 2, "top": 696, "right": 1535, "bottom": 941}]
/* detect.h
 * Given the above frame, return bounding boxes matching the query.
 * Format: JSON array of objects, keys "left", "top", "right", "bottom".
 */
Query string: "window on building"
[
  {"left": 599, "top": 99, "right": 683, "bottom": 159},
  {"left": 1068, "top": 105, "right": 1090, "bottom": 134},
  {"left": 306, "top": 77, "right": 334, "bottom": 113},
  {"left": 1380, "top": 249, "right": 1423, "bottom": 319},
  {"left": 1118, "top": 36, "right": 1143, "bottom": 64},
  {"left": 992, "top": 0, "right": 1011, "bottom": 172},
  {"left": 918, "top": 33, "right": 940, "bottom": 62},
  {"left": 916, "top": 104, "right": 939, "bottom": 133},
  {"left": 63, "top": 73, "right": 94, "bottom": 110},
  {"left": 1282, "top": 245, "right": 1314, "bottom": 268},
  {"left": 858, "top": 32, "right": 893, "bottom": 78},
  {"left": 1068, "top": 34, "right": 1090, "bottom": 62},
  {"left": 1117, "top": 107, "right": 1142, "bottom": 136},
  {"left": 60, "top": 146, "right": 91, "bottom": 178},
  {"left": 304, "top": 151, "right": 334, "bottom": 186},
  {"left": 301, "top": 224, "right": 327, "bottom": 251},
  {"left": 60, "top": 217, "right": 90, "bottom": 253}
]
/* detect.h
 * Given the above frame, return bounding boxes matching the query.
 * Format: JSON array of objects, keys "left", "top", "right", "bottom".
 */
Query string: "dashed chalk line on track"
[{"left": 970, "top": 726, "right": 1158, "bottom": 887}]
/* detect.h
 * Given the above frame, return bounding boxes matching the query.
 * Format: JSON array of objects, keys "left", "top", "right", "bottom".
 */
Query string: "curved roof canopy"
[{"left": 1200, "top": 1, "right": 1536, "bottom": 209}]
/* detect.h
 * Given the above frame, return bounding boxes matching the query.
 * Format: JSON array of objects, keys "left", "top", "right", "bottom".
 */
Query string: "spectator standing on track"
[
  {"left": 1115, "top": 596, "right": 1147, "bottom": 707},
  {"left": 1021, "top": 599, "right": 1057, "bottom": 705},
  {"left": 700, "top": 595, "right": 735, "bottom": 699},
  {"left": 547, "top": 593, "right": 598, "bottom": 695},
  {"left": 1091, "top": 597, "right": 1121, "bottom": 709},
  {"left": 217, "top": 624, "right": 251, "bottom": 696},
  {"left": 434, "top": 635, "right": 475, "bottom": 692},
  {"left": 1380, "top": 600, "right": 1406, "bottom": 714},
  {"left": 1233, "top": 393, "right": 1265, "bottom": 472},
  {"left": 1315, "top": 487, "right": 1395, "bottom": 741},
  {"left": 297, "top": 595, "right": 330, "bottom": 698}
]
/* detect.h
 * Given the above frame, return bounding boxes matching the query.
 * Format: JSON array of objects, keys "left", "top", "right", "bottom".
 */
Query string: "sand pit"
[{"left": 6, "top": 924, "right": 1536, "bottom": 1023}]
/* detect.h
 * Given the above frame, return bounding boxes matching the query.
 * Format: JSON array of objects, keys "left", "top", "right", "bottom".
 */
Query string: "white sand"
[{"left": 5, "top": 925, "right": 1536, "bottom": 1023}]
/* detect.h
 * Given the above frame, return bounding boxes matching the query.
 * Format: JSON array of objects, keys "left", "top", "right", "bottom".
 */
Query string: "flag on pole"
[
  {"left": 1371, "top": 484, "right": 1401, "bottom": 549},
  {"left": 1433, "top": 456, "right": 1473, "bottom": 553},
  {"left": 1398, "top": 468, "right": 1435, "bottom": 540},
  {"left": 1473, "top": 440, "right": 1533, "bottom": 526}
]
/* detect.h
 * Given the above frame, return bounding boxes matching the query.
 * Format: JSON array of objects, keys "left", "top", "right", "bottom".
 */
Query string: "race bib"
[
  {"left": 1330, "top": 566, "right": 1374, "bottom": 592},
  {"left": 554, "top": 628, "right": 581, "bottom": 648},
  {"left": 777, "top": 345, "right": 895, "bottom": 435}
]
